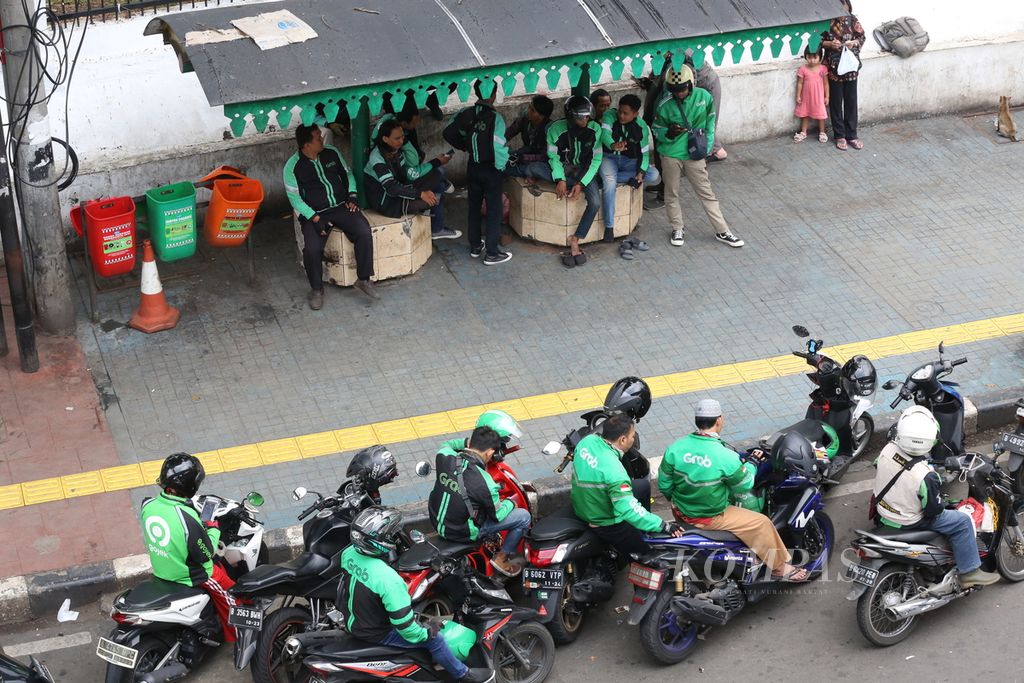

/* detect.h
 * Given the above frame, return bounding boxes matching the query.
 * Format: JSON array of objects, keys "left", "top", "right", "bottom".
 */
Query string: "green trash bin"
[{"left": 145, "top": 181, "right": 197, "bottom": 262}]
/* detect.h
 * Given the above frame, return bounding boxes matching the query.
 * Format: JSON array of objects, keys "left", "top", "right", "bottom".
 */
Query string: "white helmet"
[{"left": 894, "top": 406, "right": 939, "bottom": 457}]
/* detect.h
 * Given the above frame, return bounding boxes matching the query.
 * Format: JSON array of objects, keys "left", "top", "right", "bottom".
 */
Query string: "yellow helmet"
[{"left": 665, "top": 65, "right": 695, "bottom": 93}]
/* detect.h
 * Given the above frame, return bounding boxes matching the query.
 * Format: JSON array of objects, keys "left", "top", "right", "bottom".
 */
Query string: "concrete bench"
[
  {"left": 505, "top": 177, "right": 643, "bottom": 246},
  {"left": 293, "top": 210, "right": 431, "bottom": 287}
]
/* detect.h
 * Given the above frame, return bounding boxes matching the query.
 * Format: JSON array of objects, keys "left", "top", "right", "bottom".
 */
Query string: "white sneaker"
[
  {"left": 715, "top": 232, "right": 744, "bottom": 248},
  {"left": 670, "top": 229, "right": 685, "bottom": 247}
]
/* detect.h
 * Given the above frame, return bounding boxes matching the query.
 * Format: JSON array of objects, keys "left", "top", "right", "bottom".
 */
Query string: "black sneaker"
[
  {"left": 645, "top": 196, "right": 665, "bottom": 210},
  {"left": 715, "top": 232, "right": 745, "bottom": 248},
  {"left": 461, "top": 668, "right": 495, "bottom": 683},
  {"left": 470, "top": 242, "right": 485, "bottom": 258},
  {"left": 482, "top": 251, "right": 512, "bottom": 266}
]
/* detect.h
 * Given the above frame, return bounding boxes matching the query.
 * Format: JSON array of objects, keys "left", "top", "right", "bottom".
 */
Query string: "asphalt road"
[{"left": 4, "top": 427, "right": 1023, "bottom": 683}]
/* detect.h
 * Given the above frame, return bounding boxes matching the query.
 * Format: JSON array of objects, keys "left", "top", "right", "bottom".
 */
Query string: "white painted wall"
[{"left": 18, "top": 0, "right": 1023, "bottom": 227}]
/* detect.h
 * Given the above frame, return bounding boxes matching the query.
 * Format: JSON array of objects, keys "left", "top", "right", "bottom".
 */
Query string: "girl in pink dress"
[{"left": 793, "top": 46, "right": 830, "bottom": 142}]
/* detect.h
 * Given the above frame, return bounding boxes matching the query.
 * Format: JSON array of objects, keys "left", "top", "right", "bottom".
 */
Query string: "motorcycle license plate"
[
  {"left": 228, "top": 604, "right": 264, "bottom": 630},
  {"left": 522, "top": 568, "right": 563, "bottom": 591},
  {"left": 96, "top": 637, "right": 139, "bottom": 669},
  {"left": 1001, "top": 432, "right": 1024, "bottom": 455},
  {"left": 846, "top": 563, "right": 878, "bottom": 587}
]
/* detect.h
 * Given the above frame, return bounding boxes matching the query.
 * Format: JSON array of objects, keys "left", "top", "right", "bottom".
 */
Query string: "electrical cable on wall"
[{"left": 0, "top": 0, "right": 88, "bottom": 190}]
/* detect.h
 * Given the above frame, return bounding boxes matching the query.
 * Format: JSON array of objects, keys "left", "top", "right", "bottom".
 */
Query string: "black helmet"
[
  {"left": 564, "top": 95, "right": 594, "bottom": 121},
  {"left": 771, "top": 431, "right": 822, "bottom": 479},
  {"left": 810, "top": 357, "right": 843, "bottom": 399},
  {"left": 158, "top": 452, "right": 205, "bottom": 498},
  {"left": 350, "top": 506, "right": 404, "bottom": 557},
  {"left": 347, "top": 445, "right": 398, "bottom": 493},
  {"left": 604, "top": 377, "right": 652, "bottom": 421},
  {"left": 841, "top": 355, "right": 877, "bottom": 398}
]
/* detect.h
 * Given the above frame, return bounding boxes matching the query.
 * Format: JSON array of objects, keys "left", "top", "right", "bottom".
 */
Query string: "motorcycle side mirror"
[
  {"left": 542, "top": 441, "right": 562, "bottom": 456},
  {"left": 246, "top": 491, "right": 265, "bottom": 507},
  {"left": 792, "top": 325, "right": 809, "bottom": 338},
  {"left": 415, "top": 461, "right": 432, "bottom": 477},
  {"left": 292, "top": 486, "right": 308, "bottom": 501},
  {"left": 409, "top": 529, "right": 426, "bottom": 544},
  {"left": 938, "top": 341, "right": 945, "bottom": 356},
  {"left": 882, "top": 380, "right": 899, "bottom": 390}
]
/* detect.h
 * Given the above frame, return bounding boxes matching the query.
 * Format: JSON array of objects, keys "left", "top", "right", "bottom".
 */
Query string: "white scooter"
[{"left": 96, "top": 491, "right": 266, "bottom": 683}]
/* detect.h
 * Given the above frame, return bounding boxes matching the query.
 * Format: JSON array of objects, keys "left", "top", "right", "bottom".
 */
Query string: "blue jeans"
[
  {"left": 379, "top": 628, "right": 468, "bottom": 679},
  {"left": 562, "top": 173, "right": 601, "bottom": 240},
  {"left": 925, "top": 509, "right": 981, "bottom": 574},
  {"left": 507, "top": 160, "right": 553, "bottom": 181},
  {"left": 477, "top": 507, "right": 531, "bottom": 555},
  {"left": 599, "top": 155, "right": 660, "bottom": 229}
]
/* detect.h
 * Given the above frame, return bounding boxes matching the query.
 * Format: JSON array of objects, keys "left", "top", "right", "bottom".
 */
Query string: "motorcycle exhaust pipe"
[
  {"left": 668, "top": 595, "right": 731, "bottom": 627},
  {"left": 884, "top": 594, "right": 954, "bottom": 620},
  {"left": 138, "top": 662, "right": 188, "bottom": 683},
  {"left": 283, "top": 629, "right": 347, "bottom": 659}
]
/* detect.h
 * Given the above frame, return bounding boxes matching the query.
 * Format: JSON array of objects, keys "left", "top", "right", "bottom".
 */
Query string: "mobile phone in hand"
[
  {"left": 200, "top": 499, "right": 218, "bottom": 523},
  {"left": 445, "top": 148, "right": 455, "bottom": 157}
]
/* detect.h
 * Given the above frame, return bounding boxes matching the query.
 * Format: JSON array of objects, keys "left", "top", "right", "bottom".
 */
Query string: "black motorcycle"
[
  {"left": 845, "top": 452, "right": 1024, "bottom": 646},
  {"left": 519, "top": 407, "right": 651, "bottom": 645},
  {"left": 624, "top": 431, "right": 834, "bottom": 664},
  {"left": 759, "top": 325, "right": 877, "bottom": 477},
  {"left": 992, "top": 397, "right": 1024, "bottom": 495},
  {"left": 282, "top": 549, "right": 555, "bottom": 683},
  {"left": 0, "top": 653, "right": 54, "bottom": 683},
  {"left": 882, "top": 341, "right": 968, "bottom": 465},
  {"left": 230, "top": 479, "right": 397, "bottom": 683}
]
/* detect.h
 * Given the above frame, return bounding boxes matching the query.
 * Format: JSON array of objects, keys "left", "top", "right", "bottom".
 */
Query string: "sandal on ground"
[
  {"left": 835, "top": 138, "right": 848, "bottom": 151},
  {"left": 619, "top": 242, "right": 635, "bottom": 260},
  {"left": 818, "top": 132, "right": 828, "bottom": 143},
  {"left": 560, "top": 252, "right": 576, "bottom": 268},
  {"left": 848, "top": 138, "right": 864, "bottom": 150},
  {"left": 793, "top": 131, "right": 807, "bottom": 143},
  {"left": 773, "top": 566, "right": 811, "bottom": 582},
  {"left": 574, "top": 251, "right": 587, "bottom": 266},
  {"left": 624, "top": 238, "right": 650, "bottom": 251}
]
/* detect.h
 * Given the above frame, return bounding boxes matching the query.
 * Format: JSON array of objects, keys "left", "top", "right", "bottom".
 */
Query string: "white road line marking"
[{"left": 3, "top": 631, "right": 93, "bottom": 657}]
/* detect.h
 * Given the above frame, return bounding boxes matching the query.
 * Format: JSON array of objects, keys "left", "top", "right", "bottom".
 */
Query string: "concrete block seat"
[
  {"left": 505, "top": 177, "right": 643, "bottom": 246},
  {"left": 293, "top": 210, "right": 431, "bottom": 287}
]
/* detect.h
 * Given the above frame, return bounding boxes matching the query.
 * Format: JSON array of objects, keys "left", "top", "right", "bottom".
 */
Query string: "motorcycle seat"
[
  {"left": 528, "top": 507, "right": 588, "bottom": 542},
  {"left": 231, "top": 552, "right": 333, "bottom": 593},
  {"left": 307, "top": 634, "right": 415, "bottom": 659},
  {"left": 862, "top": 527, "right": 947, "bottom": 545},
  {"left": 678, "top": 523, "right": 741, "bottom": 543},
  {"left": 120, "top": 578, "right": 205, "bottom": 610},
  {"left": 396, "top": 537, "right": 479, "bottom": 571}
]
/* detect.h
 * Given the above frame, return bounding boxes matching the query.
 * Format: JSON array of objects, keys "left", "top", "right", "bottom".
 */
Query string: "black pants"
[
  {"left": 377, "top": 169, "right": 446, "bottom": 233},
  {"left": 590, "top": 521, "right": 649, "bottom": 558},
  {"left": 828, "top": 79, "right": 859, "bottom": 141},
  {"left": 301, "top": 206, "right": 373, "bottom": 290},
  {"left": 467, "top": 161, "right": 503, "bottom": 257}
]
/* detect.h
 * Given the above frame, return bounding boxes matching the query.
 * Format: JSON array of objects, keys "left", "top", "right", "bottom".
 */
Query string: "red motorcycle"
[{"left": 398, "top": 445, "right": 536, "bottom": 617}]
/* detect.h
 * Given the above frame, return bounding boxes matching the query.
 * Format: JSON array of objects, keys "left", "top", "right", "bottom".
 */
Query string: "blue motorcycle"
[{"left": 624, "top": 431, "right": 834, "bottom": 664}]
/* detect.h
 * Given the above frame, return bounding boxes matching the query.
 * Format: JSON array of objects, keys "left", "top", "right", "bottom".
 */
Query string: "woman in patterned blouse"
[{"left": 821, "top": 1, "right": 866, "bottom": 151}]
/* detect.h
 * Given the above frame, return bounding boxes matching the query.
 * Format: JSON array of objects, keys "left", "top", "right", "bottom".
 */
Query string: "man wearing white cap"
[{"left": 658, "top": 399, "right": 810, "bottom": 581}]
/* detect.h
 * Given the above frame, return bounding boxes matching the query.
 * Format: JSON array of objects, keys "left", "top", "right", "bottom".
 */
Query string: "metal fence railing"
[{"left": 48, "top": 0, "right": 241, "bottom": 23}]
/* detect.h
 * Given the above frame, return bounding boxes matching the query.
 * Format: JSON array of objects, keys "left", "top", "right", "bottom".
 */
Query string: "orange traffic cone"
[{"left": 128, "top": 240, "right": 180, "bottom": 333}]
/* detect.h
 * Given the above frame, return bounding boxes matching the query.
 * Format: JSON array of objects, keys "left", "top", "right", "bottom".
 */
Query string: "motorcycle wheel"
[
  {"left": 252, "top": 606, "right": 313, "bottom": 683},
  {"left": 414, "top": 593, "right": 456, "bottom": 619},
  {"left": 493, "top": 622, "right": 555, "bottom": 683},
  {"left": 855, "top": 564, "right": 920, "bottom": 647},
  {"left": 995, "top": 511, "right": 1024, "bottom": 582},
  {"left": 637, "top": 588, "right": 699, "bottom": 665},
  {"left": 791, "top": 512, "right": 834, "bottom": 578},
  {"left": 852, "top": 414, "right": 874, "bottom": 460},
  {"left": 544, "top": 565, "right": 584, "bottom": 645},
  {"left": 104, "top": 636, "right": 171, "bottom": 683}
]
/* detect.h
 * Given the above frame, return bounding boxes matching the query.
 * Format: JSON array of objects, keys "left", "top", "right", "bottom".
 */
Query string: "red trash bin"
[{"left": 70, "top": 197, "right": 137, "bottom": 278}]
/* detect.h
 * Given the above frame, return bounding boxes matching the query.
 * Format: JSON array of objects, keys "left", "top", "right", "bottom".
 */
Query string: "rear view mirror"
[
  {"left": 792, "top": 325, "right": 810, "bottom": 338},
  {"left": 882, "top": 380, "right": 898, "bottom": 390},
  {"left": 542, "top": 441, "right": 562, "bottom": 456},
  {"left": 415, "top": 461, "right": 432, "bottom": 477},
  {"left": 292, "top": 487, "right": 308, "bottom": 501}
]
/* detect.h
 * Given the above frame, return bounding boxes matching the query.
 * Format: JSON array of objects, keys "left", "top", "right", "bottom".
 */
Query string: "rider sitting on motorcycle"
[
  {"left": 659, "top": 399, "right": 810, "bottom": 582},
  {"left": 429, "top": 415, "right": 531, "bottom": 577},
  {"left": 872, "top": 406, "right": 999, "bottom": 587},
  {"left": 140, "top": 453, "right": 239, "bottom": 642},
  {"left": 340, "top": 507, "right": 491, "bottom": 683},
  {"left": 570, "top": 414, "right": 682, "bottom": 556}
]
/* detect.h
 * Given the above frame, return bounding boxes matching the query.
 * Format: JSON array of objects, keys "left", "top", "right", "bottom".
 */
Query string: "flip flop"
[
  {"left": 772, "top": 566, "right": 811, "bottom": 583},
  {"left": 574, "top": 251, "right": 587, "bottom": 266},
  {"left": 619, "top": 243, "right": 635, "bottom": 260},
  {"left": 560, "top": 252, "right": 576, "bottom": 268},
  {"left": 626, "top": 238, "right": 650, "bottom": 251}
]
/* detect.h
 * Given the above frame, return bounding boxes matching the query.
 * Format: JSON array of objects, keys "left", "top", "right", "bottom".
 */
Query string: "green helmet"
[
  {"left": 818, "top": 423, "right": 840, "bottom": 461},
  {"left": 475, "top": 410, "right": 523, "bottom": 459}
]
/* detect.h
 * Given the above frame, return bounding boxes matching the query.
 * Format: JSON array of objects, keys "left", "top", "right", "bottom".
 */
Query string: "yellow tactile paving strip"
[{"left": 2, "top": 313, "right": 1022, "bottom": 511}]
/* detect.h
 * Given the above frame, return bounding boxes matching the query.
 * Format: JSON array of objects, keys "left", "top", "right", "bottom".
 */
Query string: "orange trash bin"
[{"left": 203, "top": 177, "right": 264, "bottom": 246}]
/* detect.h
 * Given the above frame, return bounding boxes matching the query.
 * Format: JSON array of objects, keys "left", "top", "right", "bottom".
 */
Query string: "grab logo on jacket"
[{"left": 681, "top": 452, "right": 712, "bottom": 467}]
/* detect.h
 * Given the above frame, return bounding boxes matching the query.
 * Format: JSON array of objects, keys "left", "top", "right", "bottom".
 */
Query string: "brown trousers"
[
  {"left": 694, "top": 505, "right": 791, "bottom": 572},
  {"left": 661, "top": 155, "right": 730, "bottom": 235}
]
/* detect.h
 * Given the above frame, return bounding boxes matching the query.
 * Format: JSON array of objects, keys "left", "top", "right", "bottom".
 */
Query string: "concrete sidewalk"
[{"left": 2, "top": 112, "right": 1022, "bottom": 593}]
